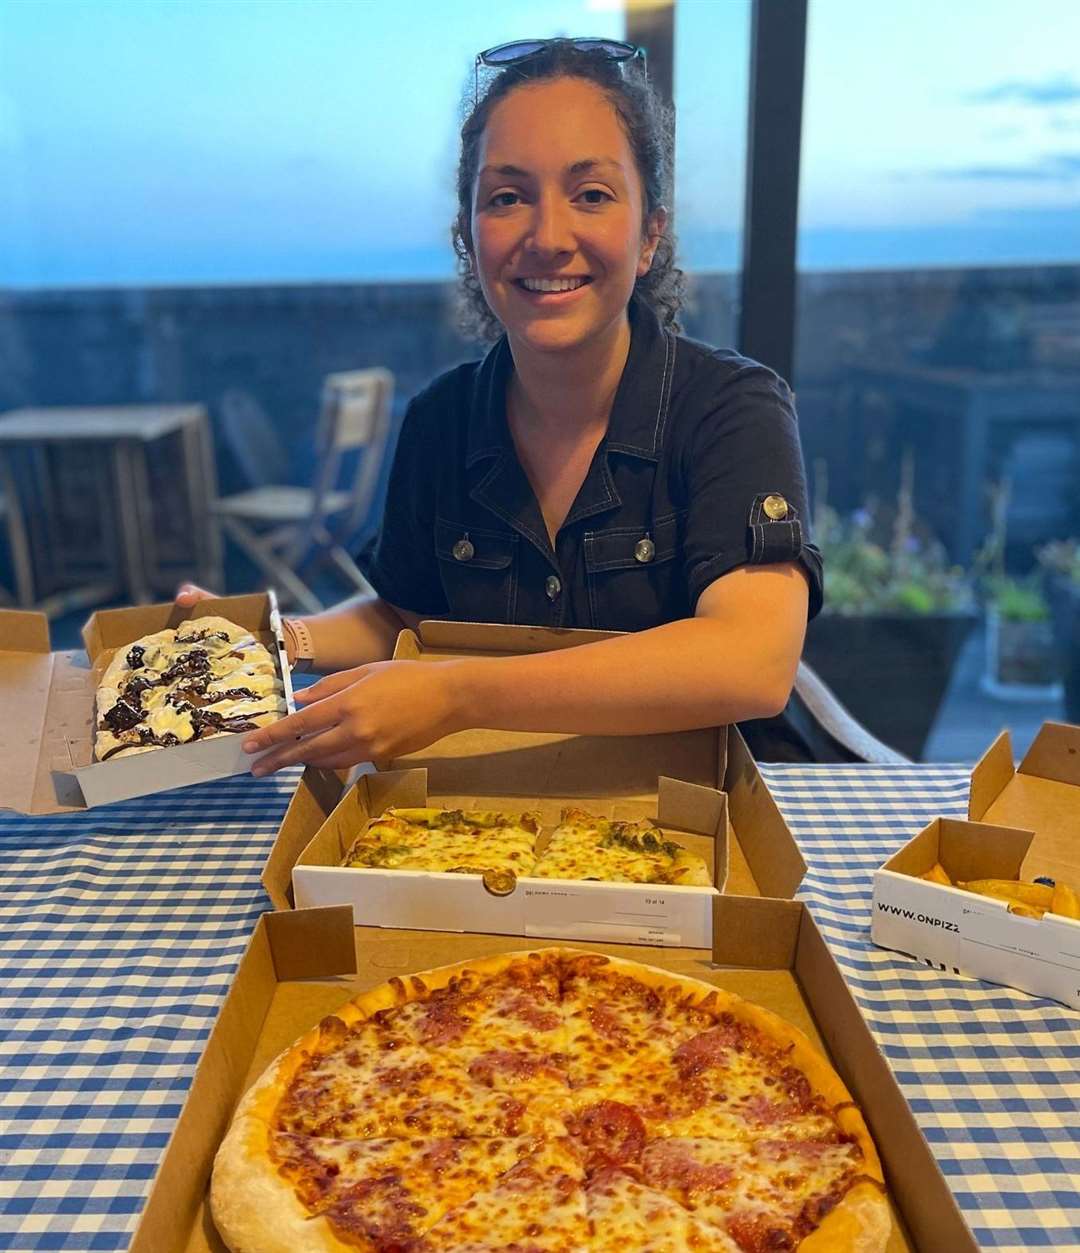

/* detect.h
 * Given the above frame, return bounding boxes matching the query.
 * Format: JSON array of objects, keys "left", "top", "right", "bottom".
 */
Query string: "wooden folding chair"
[
  {"left": 211, "top": 368, "right": 395, "bottom": 612},
  {"left": 0, "top": 453, "right": 37, "bottom": 609}
]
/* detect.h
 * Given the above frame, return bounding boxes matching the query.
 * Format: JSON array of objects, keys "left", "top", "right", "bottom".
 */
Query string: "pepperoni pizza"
[{"left": 211, "top": 949, "right": 890, "bottom": 1252}]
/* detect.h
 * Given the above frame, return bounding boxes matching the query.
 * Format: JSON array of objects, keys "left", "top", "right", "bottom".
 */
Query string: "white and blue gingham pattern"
[{"left": 0, "top": 764, "right": 1077, "bottom": 1251}]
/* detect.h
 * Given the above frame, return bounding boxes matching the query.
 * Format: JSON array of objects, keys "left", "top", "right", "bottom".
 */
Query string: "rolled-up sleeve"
[
  {"left": 358, "top": 400, "right": 450, "bottom": 616},
  {"left": 681, "top": 364, "right": 823, "bottom": 619}
]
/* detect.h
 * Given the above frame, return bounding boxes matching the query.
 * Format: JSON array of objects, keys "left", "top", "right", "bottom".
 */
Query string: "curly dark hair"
[{"left": 452, "top": 40, "right": 684, "bottom": 343}]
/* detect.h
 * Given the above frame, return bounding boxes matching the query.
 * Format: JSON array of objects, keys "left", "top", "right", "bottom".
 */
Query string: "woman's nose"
[{"left": 525, "top": 194, "right": 574, "bottom": 257}]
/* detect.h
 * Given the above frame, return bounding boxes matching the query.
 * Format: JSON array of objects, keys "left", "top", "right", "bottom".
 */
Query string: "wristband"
[{"left": 283, "top": 618, "right": 315, "bottom": 673}]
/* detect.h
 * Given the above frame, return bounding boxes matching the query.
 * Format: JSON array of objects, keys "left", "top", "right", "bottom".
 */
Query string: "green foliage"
[
  {"left": 817, "top": 506, "right": 973, "bottom": 617},
  {"left": 1037, "top": 539, "right": 1080, "bottom": 588},
  {"left": 983, "top": 576, "right": 1049, "bottom": 622}
]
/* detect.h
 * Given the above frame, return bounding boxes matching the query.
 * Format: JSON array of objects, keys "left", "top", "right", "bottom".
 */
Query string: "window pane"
[
  {"left": 0, "top": 1, "right": 629, "bottom": 625},
  {"left": 674, "top": 0, "right": 750, "bottom": 348},
  {"left": 795, "top": 0, "right": 1080, "bottom": 758}
]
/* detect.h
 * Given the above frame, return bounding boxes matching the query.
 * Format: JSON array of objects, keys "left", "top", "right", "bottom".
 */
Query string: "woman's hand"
[
  {"left": 242, "top": 660, "right": 466, "bottom": 774},
  {"left": 175, "top": 582, "right": 219, "bottom": 607}
]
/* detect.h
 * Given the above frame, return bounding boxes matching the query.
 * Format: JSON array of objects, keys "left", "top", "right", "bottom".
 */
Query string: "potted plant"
[
  {"left": 803, "top": 453, "right": 975, "bottom": 760},
  {"left": 1037, "top": 539, "right": 1080, "bottom": 722},
  {"left": 974, "top": 481, "right": 1060, "bottom": 700},
  {"left": 980, "top": 576, "right": 1060, "bottom": 699}
]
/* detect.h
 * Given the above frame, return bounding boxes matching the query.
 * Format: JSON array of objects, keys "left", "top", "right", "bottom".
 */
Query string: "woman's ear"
[{"left": 637, "top": 206, "right": 668, "bottom": 277}]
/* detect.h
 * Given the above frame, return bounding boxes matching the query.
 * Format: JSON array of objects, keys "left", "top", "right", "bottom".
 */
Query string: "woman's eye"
[
  {"left": 488, "top": 191, "right": 520, "bottom": 209},
  {"left": 578, "top": 188, "right": 613, "bottom": 205}
]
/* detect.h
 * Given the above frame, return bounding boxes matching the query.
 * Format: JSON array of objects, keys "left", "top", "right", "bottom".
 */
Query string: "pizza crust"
[
  {"left": 210, "top": 1111, "right": 355, "bottom": 1253},
  {"left": 210, "top": 948, "right": 889, "bottom": 1253},
  {"left": 800, "top": 1181, "right": 892, "bottom": 1252}
]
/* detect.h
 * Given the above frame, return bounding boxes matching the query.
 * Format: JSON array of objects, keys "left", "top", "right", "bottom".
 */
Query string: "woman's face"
[{"left": 470, "top": 76, "right": 663, "bottom": 357}]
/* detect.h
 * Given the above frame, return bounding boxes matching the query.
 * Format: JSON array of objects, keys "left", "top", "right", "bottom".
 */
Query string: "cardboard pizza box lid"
[
  {"left": 0, "top": 593, "right": 293, "bottom": 814},
  {"left": 262, "top": 623, "right": 805, "bottom": 911},
  {"left": 128, "top": 900, "right": 977, "bottom": 1253},
  {"left": 872, "top": 725, "right": 1080, "bottom": 1007},
  {"left": 392, "top": 621, "right": 723, "bottom": 801},
  {"left": 968, "top": 722, "right": 1080, "bottom": 883}
]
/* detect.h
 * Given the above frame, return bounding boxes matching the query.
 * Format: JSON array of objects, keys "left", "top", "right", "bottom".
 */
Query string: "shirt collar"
[{"left": 465, "top": 296, "right": 675, "bottom": 468}]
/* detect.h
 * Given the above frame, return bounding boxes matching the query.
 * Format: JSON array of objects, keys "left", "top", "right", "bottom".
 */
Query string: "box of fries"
[{"left": 871, "top": 721, "right": 1080, "bottom": 1007}]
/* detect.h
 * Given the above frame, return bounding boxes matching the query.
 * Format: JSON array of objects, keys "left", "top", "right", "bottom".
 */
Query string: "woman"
[{"left": 180, "top": 38, "right": 822, "bottom": 775}]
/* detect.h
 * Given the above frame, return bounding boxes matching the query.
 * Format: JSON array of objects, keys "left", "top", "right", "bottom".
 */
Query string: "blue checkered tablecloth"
[{"left": 0, "top": 764, "right": 1077, "bottom": 1251}]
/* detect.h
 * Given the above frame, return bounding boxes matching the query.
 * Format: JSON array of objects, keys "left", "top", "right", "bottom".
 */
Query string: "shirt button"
[
  {"left": 634, "top": 537, "right": 655, "bottom": 563},
  {"left": 545, "top": 575, "right": 562, "bottom": 601},
  {"left": 452, "top": 538, "right": 475, "bottom": 562},
  {"left": 763, "top": 494, "right": 789, "bottom": 521}
]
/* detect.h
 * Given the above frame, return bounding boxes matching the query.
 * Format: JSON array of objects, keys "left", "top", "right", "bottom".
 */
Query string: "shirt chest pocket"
[
  {"left": 435, "top": 519, "right": 518, "bottom": 623},
  {"left": 583, "top": 512, "right": 688, "bottom": 632}
]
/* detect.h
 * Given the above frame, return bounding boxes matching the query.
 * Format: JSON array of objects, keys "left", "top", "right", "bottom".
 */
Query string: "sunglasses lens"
[
  {"left": 481, "top": 40, "right": 549, "bottom": 65},
  {"left": 571, "top": 38, "right": 636, "bottom": 59}
]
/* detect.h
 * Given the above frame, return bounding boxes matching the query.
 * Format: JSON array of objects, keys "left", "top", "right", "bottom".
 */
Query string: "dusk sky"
[{"left": 2, "top": 0, "right": 1079, "bottom": 286}]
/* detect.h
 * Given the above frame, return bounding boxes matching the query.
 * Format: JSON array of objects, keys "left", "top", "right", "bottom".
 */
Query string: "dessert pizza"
[
  {"left": 339, "top": 806, "right": 713, "bottom": 888},
  {"left": 94, "top": 616, "right": 287, "bottom": 761},
  {"left": 211, "top": 948, "right": 890, "bottom": 1252}
]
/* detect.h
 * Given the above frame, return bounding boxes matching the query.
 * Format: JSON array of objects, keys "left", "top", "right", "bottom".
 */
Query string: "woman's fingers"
[
  {"left": 250, "top": 724, "right": 358, "bottom": 776},
  {"left": 175, "top": 582, "right": 219, "bottom": 606},
  {"left": 294, "top": 668, "right": 368, "bottom": 703},
  {"left": 242, "top": 697, "right": 343, "bottom": 754}
]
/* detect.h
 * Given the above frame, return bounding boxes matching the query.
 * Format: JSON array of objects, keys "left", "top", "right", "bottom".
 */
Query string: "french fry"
[
  {"left": 1006, "top": 901, "right": 1045, "bottom": 919},
  {"left": 920, "top": 863, "right": 952, "bottom": 886},
  {"left": 1050, "top": 881, "right": 1080, "bottom": 920},
  {"left": 960, "top": 879, "right": 1054, "bottom": 907}
]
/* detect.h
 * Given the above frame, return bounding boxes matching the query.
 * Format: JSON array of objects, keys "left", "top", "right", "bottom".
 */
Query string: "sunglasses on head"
[{"left": 474, "top": 37, "right": 647, "bottom": 102}]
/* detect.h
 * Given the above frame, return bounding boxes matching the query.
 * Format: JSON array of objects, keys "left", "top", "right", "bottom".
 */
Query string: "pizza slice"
[
  {"left": 586, "top": 1166, "right": 742, "bottom": 1252},
  {"left": 341, "top": 806, "right": 541, "bottom": 876},
  {"left": 558, "top": 951, "right": 719, "bottom": 1094},
  {"left": 420, "top": 1136, "right": 589, "bottom": 1251},
  {"left": 640, "top": 1134, "right": 885, "bottom": 1250},
  {"left": 267, "top": 1131, "right": 543, "bottom": 1247},
  {"left": 365, "top": 948, "right": 574, "bottom": 1111},
  {"left": 274, "top": 1019, "right": 559, "bottom": 1141},
  {"left": 531, "top": 807, "right": 712, "bottom": 886}
]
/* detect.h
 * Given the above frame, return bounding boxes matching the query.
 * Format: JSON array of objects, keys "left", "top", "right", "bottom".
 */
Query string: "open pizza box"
[
  {"left": 0, "top": 593, "right": 294, "bottom": 813},
  {"left": 262, "top": 621, "right": 805, "bottom": 948},
  {"left": 127, "top": 899, "right": 978, "bottom": 1253},
  {"left": 872, "top": 721, "right": 1080, "bottom": 1008}
]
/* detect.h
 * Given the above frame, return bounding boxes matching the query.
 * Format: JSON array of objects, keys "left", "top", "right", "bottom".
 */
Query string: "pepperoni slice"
[
  {"left": 417, "top": 998, "right": 470, "bottom": 1045},
  {"left": 563, "top": 1099, "right": 646, "bottom": 1169},
  {"left": 468, "top": 1050, "right": 553, "bottom": 1087},
  {"left": 505, "top": 993, "right": 561, "bottom": 1033},
  {"left": 641, "top": 1140, "right": 736, "bottom": 1194},
  {"left": 671, "top": 1020, "right": 747, "bottom": 1078},
  {"left": 586, "top": 1003, "right": 627, "bottom": 1043}
]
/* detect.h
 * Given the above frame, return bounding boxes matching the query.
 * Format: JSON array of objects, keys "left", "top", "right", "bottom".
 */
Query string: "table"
[
  {"left": 0, "top": 406, "right": 224, "bottom": 613},
  {"left": 0, "top": 764, "right": 1077, "bottom": 1251}
]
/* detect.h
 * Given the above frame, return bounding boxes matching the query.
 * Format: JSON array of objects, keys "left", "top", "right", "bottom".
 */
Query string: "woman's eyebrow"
[
  {"left": 478, "top": 163, "right": 530, "bottom": 179},
  {"left": 478, "top": 158, "right": 625, "bottom": 180},
  {"left": 567, "top": 157, "right": 624, "bottom": 175}
]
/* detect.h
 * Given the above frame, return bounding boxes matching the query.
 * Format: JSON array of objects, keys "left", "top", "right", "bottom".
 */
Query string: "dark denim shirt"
[{"left": 363, "top": 299, "right": 823, "bottom": 630}]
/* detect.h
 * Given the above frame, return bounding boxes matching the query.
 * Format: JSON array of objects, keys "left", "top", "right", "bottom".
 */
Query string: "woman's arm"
[
  {"left": 297, "top": 594, "right": 423, "bottom": 674},
  {"left": 243, "top": 564, "right": 807, "bottom": 773},
  {"left": 176, "top": 583, "right": 419, "bottom": 672},
  {"left": 454, "top": 564, "right": 807, "bottom": 734}
]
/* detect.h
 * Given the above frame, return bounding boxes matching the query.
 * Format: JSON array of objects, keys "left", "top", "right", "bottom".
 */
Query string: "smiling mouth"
[{"left": 515, "top": 276, "right": 593, "bottom": 293}]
